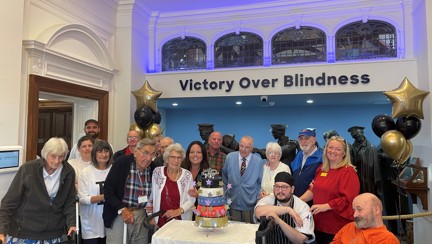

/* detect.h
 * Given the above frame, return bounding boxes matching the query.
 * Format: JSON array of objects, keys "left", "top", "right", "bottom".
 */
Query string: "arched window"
[
  {"left": 214, "top": 32, "right": 263, "bottom": 68},
  {"left": 336, "top": 20, "right": 396, "bottom": 61},
  {"left": 272, "top": 26, "right": 326, "bottom": 65},
  {"left": 162, "top": 37, "right": 206, "bottom": 71}
]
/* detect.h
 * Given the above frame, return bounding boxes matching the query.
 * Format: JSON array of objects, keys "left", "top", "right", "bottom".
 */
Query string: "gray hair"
[
  {"left": 265, "top": 142, "right": 282, "bottom": 157},
  {"left": 136, "top": 138, "right": 156, "bottom": 150},
  {"left": 163, "top": 143, "right": 185, "bottom": 162},
  {"left": 41, "top": 137, "right": 69, "bottom": 159}
]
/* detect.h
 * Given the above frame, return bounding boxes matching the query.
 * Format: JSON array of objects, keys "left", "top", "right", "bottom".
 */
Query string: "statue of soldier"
[
  {"left": 270, "top": 124, "right": 299, "bottom": 166},
  {"left": 348, "top": 126, "right": 381, "bottom": 197}
]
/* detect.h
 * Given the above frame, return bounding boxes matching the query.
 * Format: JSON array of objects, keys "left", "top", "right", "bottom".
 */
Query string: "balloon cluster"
[
  {"left": 131, "top": 81, "right": 163, "bottom": 138},
  {"left": 372, "top": 78, "right": 429, "bottom": 165}
]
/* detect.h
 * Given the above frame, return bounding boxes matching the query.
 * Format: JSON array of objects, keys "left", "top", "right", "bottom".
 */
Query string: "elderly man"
[
  {"left": 331, "top": 193, "right": 399, "bottom": 243},
  {"left": 103, "top": 138, "right": 156, "bottom": 244},
  {"left": 255, "top": 172, "right": 315, "bottom": 244},
  {"left": 207, "top": 131, "right": 226, "bottom": 174},
  {"left": 290, "top": 128, "right": 323, "bottom": 200},
  {"left": 153, "top": 136, "right": 174, "bottom": 167},
  {"left": 222, "top": 135, "right": 263, "bottom": 223},
  {"left": 113, "top": 129, "right": 143, "bottom": 160}
]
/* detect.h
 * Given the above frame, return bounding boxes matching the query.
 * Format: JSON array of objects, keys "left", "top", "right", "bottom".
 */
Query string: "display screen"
[{"left": 0, "top": 150, "right": 20, "bottom": 169}]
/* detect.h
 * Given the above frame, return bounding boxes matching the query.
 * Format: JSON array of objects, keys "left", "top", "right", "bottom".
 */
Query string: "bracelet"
[{"left": 180, "top": 208, "right": 184, "bottom": 214}]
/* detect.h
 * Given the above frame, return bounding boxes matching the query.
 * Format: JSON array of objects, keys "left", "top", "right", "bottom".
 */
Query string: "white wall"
[
  {"left": 0, "top": 0, "right": 25, "bottom": 196},
  {"left": 411, "top": 0, "right": 432, "bottom": 243}
]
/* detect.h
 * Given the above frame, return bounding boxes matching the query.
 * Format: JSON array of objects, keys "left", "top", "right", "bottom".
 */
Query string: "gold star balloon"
[
  {"left": 132, "top": 80, "right": 162, "bottom": 113},
  {"left": 383, "top": 77, "right": 430, "bottom": 119}
]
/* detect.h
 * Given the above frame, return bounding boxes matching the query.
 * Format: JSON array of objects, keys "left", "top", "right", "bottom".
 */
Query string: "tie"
[{"left": 240, "top": 157, "right": 246, "bottom": 176}]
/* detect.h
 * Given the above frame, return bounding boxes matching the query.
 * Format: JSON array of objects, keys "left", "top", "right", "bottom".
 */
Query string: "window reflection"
[
  {"left": 214, "top": 32, "right": 263, "bottom": 68},
  {"left": 336, "top": 20, "right": 397, "bottom": 61},
  {"left": 162, "top": 37, "right": 206, "bottom": 71},
  {"left": 272, "top": 26, "right": 326, "bottom": 65}
]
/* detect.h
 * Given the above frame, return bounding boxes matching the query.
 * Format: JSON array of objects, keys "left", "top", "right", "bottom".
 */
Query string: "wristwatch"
[{"left": 118, "top": 207, "right": 125, "bottom": 215}]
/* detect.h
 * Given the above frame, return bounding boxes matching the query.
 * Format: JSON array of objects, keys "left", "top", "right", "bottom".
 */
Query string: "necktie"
[{"left": 240, "top": 157, "right": 246, "bottom": 176}]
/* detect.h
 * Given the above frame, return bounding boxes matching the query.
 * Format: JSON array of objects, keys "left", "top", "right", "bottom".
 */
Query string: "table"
[{"left": 151, "top": 220, "right": 259, "bottom": 244}]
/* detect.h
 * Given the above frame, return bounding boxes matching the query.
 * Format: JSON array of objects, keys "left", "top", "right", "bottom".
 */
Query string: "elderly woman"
[
  {"left": 300, "top": 136, "right": 360, "bottom": 244},
  {"left": 259, "top": 142, "right": 291, "bottom": 198},
  {"left": 0, "top": 137, "right": 76, "bottom": 244},
  {"left": 151, "top": 143, "right": 195, "bottom": 227},
  {"left": 78, "top": 140, "right": 113, "bottom": 244},
  {"left": 69, "top": 135, "right": 95, "bottom": 190}
]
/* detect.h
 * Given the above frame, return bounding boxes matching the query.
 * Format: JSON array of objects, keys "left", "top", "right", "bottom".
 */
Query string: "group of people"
[{"left": 0, "top": 119, "right": 400, "bottom": 244}]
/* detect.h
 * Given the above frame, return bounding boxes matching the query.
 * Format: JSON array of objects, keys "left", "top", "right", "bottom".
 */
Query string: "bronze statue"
[
  {"left": 323, "top": 129, "right": 339, "bottom": 142},
  {"left": 348, "top": 126, "right": 381, "bottom": 196},
  {"left": 197, "top": 123, "right": 214, "bottom": 145},
  {"left": 270, "top": 124, "right": 299, "bottom": 166}
]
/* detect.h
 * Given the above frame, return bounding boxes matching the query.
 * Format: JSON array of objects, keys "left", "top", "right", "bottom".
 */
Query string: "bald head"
[
  {"left": 208, "top": 131, "right": 223, "bottom": 153},
  {"left": 353, "top": 193, "right": 383, "bottom": 229}
]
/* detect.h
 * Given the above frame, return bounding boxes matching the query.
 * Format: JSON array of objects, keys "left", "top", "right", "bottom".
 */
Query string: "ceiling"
[
  {"left": 157, "top": 92, "right": 390, "bottom": 109},
  {"left": 145, "top": 0, "right": 287, "bottom": 12}
]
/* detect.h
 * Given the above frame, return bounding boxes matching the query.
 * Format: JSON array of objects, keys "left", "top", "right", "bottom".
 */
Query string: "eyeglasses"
[
  {"left": 168, "top": 156, "right": 182, "bottom": 161},
  {"left": 138, "top": 149, "right": 156, "bottom": 158},
  {"left": 267, "top": 151, "right": 280, "bottom": 156},
  {"left": 273, "top": 185, "right": 291, "bottom": 191},
  {"left": 127, "top": 136, "right": 140, "bottom": 140}
]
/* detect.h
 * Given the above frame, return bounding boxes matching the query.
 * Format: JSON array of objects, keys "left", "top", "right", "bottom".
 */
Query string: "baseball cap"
[{"left": 298, "top": 128, "right": 316, "bottom": 137}]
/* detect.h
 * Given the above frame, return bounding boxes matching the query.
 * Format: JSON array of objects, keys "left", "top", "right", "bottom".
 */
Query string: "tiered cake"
[{"left": 195, "top": 169, "right": 228, "bottom": 228}]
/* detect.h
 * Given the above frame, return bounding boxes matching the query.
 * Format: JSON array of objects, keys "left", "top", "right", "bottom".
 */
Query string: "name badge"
[
  {"left": 320, "top": 172, "right": 328, "bottom": 177},
  {"left": 138, "top": 195, "right": 148, "bottom": 204}
]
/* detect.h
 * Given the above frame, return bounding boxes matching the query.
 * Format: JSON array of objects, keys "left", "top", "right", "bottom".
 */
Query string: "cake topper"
[{"left": 202, "top": 168, "right": 219, "bottom": 179}]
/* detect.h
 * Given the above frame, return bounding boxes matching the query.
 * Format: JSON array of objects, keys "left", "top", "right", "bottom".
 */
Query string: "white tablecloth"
[{"left": 151, "top": 220, "right": 259, "bottom": 244}]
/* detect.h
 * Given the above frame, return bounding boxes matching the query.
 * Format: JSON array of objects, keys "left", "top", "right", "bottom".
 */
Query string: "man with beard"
[
  {"left": 331, "top": 193, "right": 399, "bottom": 243},
  {"left": 69, "top": 119, "right": 101, "bottom": 159},
  {"left": 255, "top": 172, "right": 315, "bottom": 244},
  {"left": 348, "top": 126, "right": 381, "bottom": 196},
  {"left": 290, "top": 128, "right": 323, "bottom": 203}
]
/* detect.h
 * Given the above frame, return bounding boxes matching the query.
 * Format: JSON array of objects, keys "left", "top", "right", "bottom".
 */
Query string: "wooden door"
[{"left": 37, "top": 101, "right": 73, "bottom": 157}]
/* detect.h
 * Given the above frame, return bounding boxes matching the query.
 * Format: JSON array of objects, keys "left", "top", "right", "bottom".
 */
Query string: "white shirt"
[
  {"left": 261, "top": 162, "right": 291, "bottom": 195},
  {"left": 43, "top": 164, "right": 63, "bottom": 201},
  {"left": 238, "top": 154, "right": 252, "bottom": 169},
  {"left": 78, "top": 164, "right": 112, "bottom": 239}
]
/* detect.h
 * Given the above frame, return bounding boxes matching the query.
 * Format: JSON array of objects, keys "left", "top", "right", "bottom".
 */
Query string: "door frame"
[{"left": 26, "top": 74, "right": 109, "bottom": 161}]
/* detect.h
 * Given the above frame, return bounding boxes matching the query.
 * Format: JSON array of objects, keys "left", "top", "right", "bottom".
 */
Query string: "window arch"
[
  {"left": 336, "top": 20, "right": 396, "bottom": 61},
  {"left": 162, "top": 36, "right": 206, "bottom": 71},
  {"left": 214, "top": 32, "right": 263, "bottom": 68},
  {"left": 272, "top": 26, "right": 326, "bottom": 65}
]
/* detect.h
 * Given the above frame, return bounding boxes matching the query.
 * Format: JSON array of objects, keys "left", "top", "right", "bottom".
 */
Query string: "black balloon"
[
  {"left": 396, "top": 116, "right": 422, "bottom": 140},
  {"left": 152, "top": 112, "right": 161, "bottom": 124},
  {"left": 371, "top": 114, "right": 396, "bottom": 138},
  {"left": 134, "top": 105, "right": 153, "bottom": 129}
]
